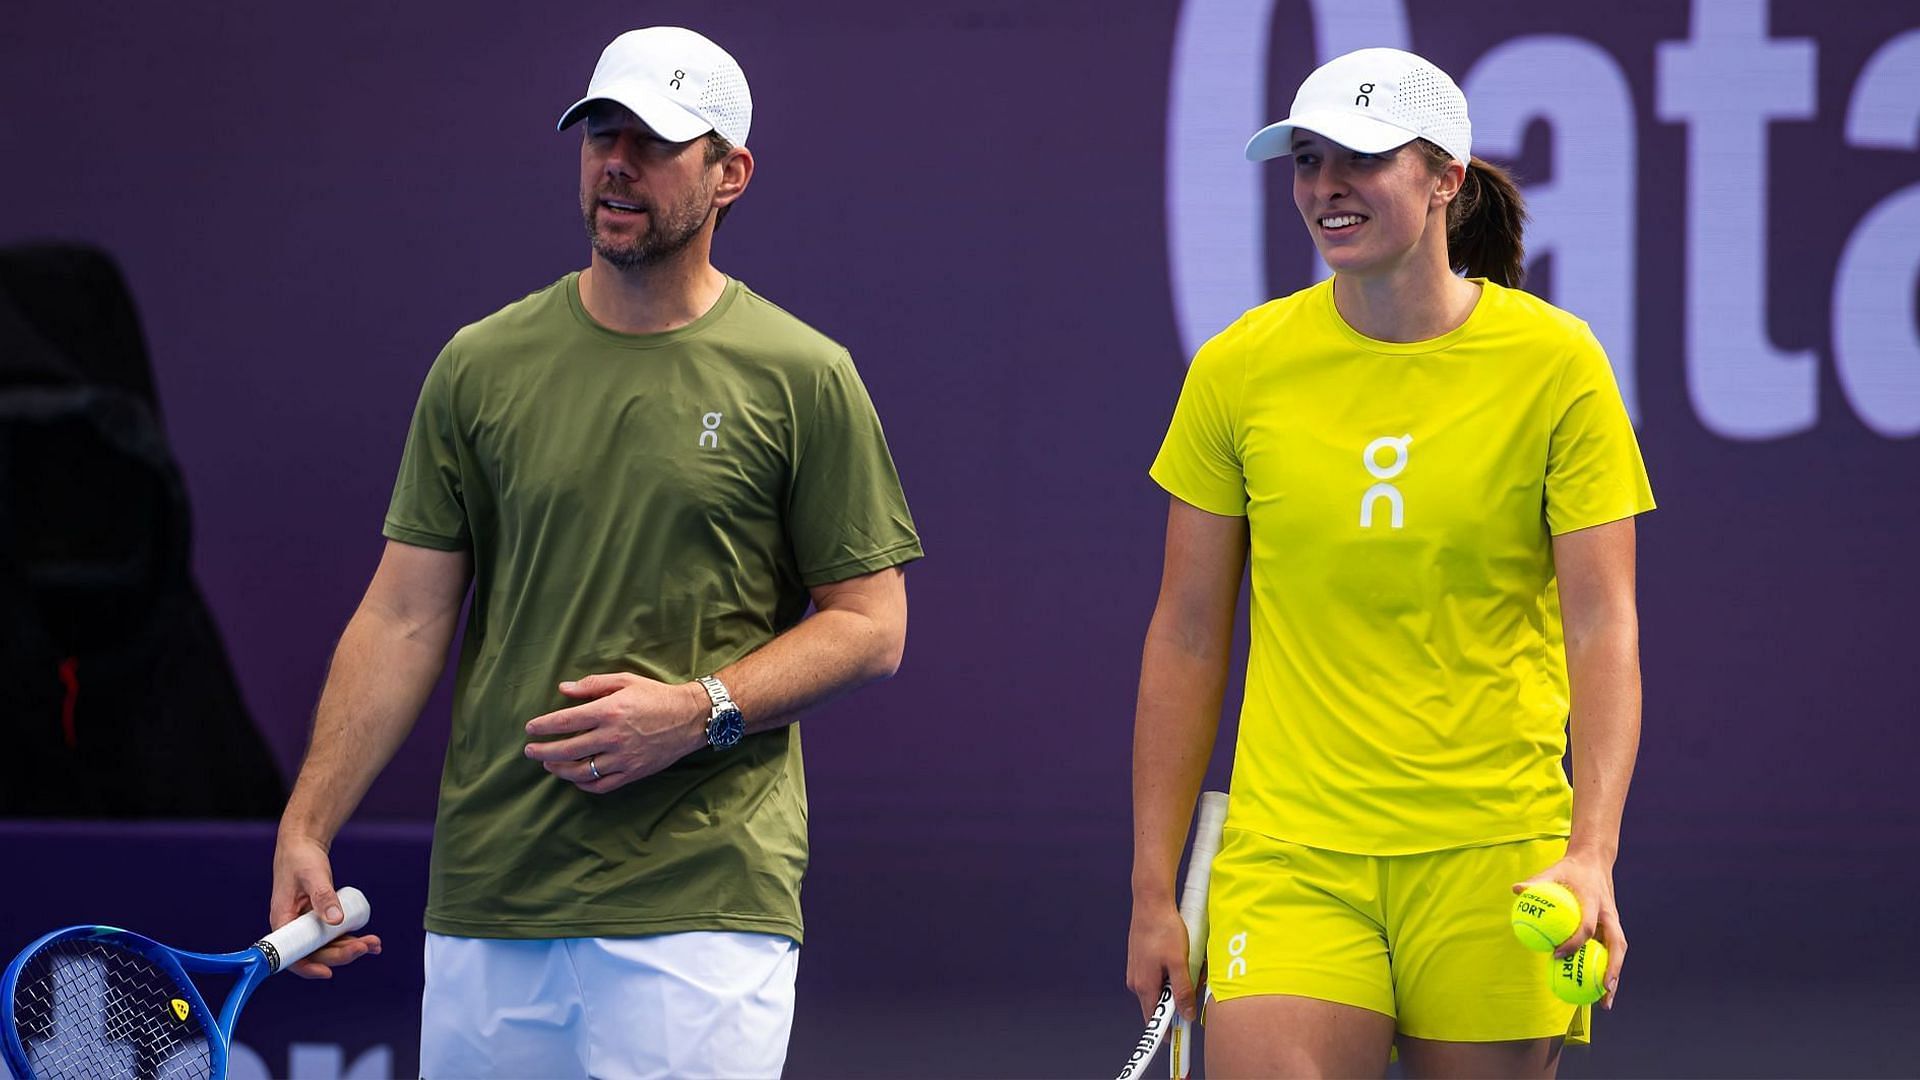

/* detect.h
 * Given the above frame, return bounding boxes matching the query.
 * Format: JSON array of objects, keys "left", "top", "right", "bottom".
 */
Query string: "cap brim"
[
  {"left": 556, "top": 83, "right": 713, "bottom": 141},
  {"left": 1244, "top": 109, "right": 1420, "bottom": 162}
]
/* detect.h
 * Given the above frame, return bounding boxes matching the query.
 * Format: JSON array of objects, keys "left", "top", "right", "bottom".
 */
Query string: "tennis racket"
[
  {"left": 1117, "top": 791, "right": 1228, "bottom": 1080},
  {"left": 1, "top": 887, "right": 371, "bottom": 1080}
]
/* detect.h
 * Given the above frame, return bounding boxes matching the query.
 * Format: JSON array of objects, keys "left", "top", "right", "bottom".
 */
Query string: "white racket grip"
[
  {"left": 256, "top": 887, "right": 371, "bottom": 973},
  {"left": 1179, "top": 793, "right": 1229, "bottom": 976},
  {"left": 1170, "top": 791, "right": 1229, "bottom": 1079}
]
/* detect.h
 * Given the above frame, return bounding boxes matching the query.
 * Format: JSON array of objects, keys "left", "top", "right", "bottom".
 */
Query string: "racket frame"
[
  {"left": 1117, "top": 791, "right": 1229, "bottom": 1080},
  {"left": 0, "top": 886, "right": 369, "bottom": 1079}
]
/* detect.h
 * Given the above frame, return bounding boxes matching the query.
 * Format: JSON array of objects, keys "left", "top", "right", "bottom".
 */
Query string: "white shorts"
[{"left": 419, "top": 930, "right": 799, "bottom": 1079}]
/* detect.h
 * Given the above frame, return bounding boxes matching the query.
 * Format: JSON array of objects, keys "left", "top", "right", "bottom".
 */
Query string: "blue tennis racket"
[{"left": 1, "top": 887, "right": 370, "bottom": 1080}]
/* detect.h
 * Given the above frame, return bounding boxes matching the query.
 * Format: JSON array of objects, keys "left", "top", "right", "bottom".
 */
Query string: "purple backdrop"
[{"left": 4, "top": 0, "right": 1917, "bottom": 1074}]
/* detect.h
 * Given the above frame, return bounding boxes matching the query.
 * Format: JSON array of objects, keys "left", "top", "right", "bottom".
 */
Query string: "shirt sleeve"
[
  {"left": 383, "top": 345, "right": 472, "bottom": 550},
  {"left": 1148, "top": 330, "right": 1248, "bottom": 516},
  {"left": 786, "top": 351, "right": 923, "bottom": 586},
  {"left": 1544, "top": 327, "right": 1656, "bottom": 535}
]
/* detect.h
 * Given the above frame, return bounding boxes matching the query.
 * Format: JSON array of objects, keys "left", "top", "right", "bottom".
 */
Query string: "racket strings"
[{"left": 10, "top": 939, "right": 212, "bottom": 1080}]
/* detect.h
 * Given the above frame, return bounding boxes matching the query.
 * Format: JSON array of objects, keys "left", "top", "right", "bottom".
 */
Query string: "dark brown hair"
[
  {"left": 705, "top": 132, "right": 737, "bottom": 231},
  {"left": 1414, "top": 139, "right": 1528, "bottom": 288}
]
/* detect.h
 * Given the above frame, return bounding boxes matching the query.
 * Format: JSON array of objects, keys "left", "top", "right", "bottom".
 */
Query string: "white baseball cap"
[
  {"left": 556, "top": 27, "right": 752, "bottom": 147},
  {"left": 1245, "top": 47, "right": 1470, "bottom": 165}
]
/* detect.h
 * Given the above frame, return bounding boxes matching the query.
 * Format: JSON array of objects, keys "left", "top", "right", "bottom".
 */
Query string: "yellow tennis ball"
[
  {"left": 1549, "top": 938, "right": 1609, "bottom": 1005},
  {"left": 1510, "top": 883, "right": 1581, "bottom": 953}
]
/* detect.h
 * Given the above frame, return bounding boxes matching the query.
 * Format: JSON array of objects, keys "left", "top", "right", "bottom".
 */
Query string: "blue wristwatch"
[{"left": 698, "top": 675, "right": 744, "bottom": 750}]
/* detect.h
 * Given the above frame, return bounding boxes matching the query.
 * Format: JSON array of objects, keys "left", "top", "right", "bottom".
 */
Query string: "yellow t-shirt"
[{"left": 1150, "top": 278, "right": 1655, "bottom": 854}]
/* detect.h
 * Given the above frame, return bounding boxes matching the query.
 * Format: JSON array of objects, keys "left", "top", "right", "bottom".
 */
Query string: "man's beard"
[{"left": 580, "top": 185, "right": 712, "bottom": 269}]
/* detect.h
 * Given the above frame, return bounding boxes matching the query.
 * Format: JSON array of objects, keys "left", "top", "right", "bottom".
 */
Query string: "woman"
[{"left": 1126, "top": 47, "right": 1654, "bottom": 1078}]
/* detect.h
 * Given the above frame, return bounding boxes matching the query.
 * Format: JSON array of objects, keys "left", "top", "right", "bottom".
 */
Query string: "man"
[{"left": 268, "top": 26, "right": 921, "bottom": 1078}]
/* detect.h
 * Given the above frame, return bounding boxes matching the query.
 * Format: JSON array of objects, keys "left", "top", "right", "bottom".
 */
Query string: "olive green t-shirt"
[{"left": 384, "top": 273, "right": 922, "bottom": 941}]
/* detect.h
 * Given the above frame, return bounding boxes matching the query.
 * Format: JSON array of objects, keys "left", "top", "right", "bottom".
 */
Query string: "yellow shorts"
[{"left": 1205, "top": 828, "right": 1591, "bottom": 1045}]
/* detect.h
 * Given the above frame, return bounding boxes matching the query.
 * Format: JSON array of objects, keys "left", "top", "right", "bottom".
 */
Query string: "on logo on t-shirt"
[
  {"left": 699, "top": 411, "right": 723, "bottom": 449},
  {"left": 1359, "top": 434, "right": 1412, "bottom": 529}
]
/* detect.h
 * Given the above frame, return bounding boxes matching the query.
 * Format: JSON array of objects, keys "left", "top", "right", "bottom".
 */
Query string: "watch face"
[{"left": 708, "top": 707, "right": 745, "bottom": 749}]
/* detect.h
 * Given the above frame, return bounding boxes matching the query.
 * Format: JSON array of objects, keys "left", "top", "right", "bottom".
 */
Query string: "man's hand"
[
  {"left": 1514, "top": 851, "right": 1626, "bottom": 1009},
  {"left": 268, "top": 834, "right": 382, "bottom": 979},
  {"left": 524, "top": 673, "right": 710, "bottom": 793}
]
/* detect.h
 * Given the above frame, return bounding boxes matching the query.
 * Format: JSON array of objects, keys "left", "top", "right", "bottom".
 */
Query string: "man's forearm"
[
  {"left": 280, "top": 607, "right": 456, "bottom": 845},
  {"left": 1565, "top": 626, "right": 1642, "bottom": 865},
  {"left": 714, "top": 599, "right": 905, "bottom": 735}
]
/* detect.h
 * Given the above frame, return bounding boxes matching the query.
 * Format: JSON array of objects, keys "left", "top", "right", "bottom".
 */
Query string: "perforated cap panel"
[
  {"left": 1384, "top": 61, "right": 1471, "bottom": 162},
  {"left": 698, "top": 57, "right": 752, "bottom": 147}
]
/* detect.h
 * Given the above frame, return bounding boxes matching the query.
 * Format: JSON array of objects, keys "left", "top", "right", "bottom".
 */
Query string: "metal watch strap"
[
  {"left": 697, "top": 675, "right": 736, "bottom": 712},
  {"left": 697, "top": 674, "right": 743, "bottom": 750}
]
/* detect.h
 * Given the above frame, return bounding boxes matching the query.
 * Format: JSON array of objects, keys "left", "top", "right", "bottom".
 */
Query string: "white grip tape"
[
  {"left": 257, "top": 887, "right": 371, "bottom": 972},
  {"left": 1169, "top": 791, "right": 1229, "bottom": 1078},
  {"left": 1178, "top": 792, "right": 1229, "bottom": 973}
]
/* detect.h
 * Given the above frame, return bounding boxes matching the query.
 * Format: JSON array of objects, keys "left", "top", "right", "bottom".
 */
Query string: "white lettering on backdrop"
[{"left": 1166, "top": 0, "right": 1920, "bottom": 441}]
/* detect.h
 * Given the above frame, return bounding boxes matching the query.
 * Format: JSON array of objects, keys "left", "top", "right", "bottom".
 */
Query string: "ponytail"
[{"left": 1416, "top": 140, "right": 1529, "bottom": 287}]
